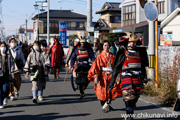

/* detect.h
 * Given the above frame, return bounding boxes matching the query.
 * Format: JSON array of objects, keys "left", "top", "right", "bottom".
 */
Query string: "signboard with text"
[
  {"left": 59, "top": 22, "right": 67, "bottom": 45},
  {"left": 160, "top": 34, "right": 172, "bottom": 45}
]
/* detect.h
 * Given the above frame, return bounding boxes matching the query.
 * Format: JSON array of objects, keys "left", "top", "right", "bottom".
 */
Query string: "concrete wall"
[{"left": 158, "top": 46, "right": 180, "bottom": 70}]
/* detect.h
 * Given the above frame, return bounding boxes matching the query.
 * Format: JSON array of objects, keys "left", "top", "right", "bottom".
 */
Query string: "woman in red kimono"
[
  {"left": 49, "top": 38, "right": 64, "bottom": 80},
  {"left": 88, "top": 40, "right": 121, "bottom": 113}
]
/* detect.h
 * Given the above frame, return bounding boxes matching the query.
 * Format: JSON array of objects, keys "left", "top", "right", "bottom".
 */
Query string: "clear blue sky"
[{"left": 2, "top": 0, "right": 123, "bottom": 37}]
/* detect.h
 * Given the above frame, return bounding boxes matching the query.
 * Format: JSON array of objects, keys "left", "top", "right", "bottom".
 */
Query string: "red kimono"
[
  {"left": 88, "top": 51, "right": 122, "bottom": 101},
  {"left": 50, "top": 43, "right": 64, "bottom": 67}
]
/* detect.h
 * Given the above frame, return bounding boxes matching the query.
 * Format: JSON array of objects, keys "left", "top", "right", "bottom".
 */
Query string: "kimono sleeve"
[{"left": 88, "top": 55, "right": 101, "bottom": 82}]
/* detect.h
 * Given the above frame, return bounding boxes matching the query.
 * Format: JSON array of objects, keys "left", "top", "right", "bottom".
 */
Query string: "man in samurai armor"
[
  {"left": 71, "top": 38, "right": 95, "bottom": 99},
  {"left": 49, "top": 38, "right": 64, "bottom": 80},
  {"left": 109, "top": 32, "right": 149, "bottom": 120}
]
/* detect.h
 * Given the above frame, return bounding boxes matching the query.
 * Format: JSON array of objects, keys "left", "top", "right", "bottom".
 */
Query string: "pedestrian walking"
[
  {"left": 65, "top": 38, "right": 80, "bottom": 78},
  {"left": 0, "top": 42, "right": 10, "bottom": 109},
  {"left": 88, "top": 40, "right": 121, "bottom": 113},
  {"left": 109, "top": 33, "right": 149, "bottom": 120},
  {"left": 49, "top": 38, "right": 64, "bottom": 80},
  {"left": 24, "top": 41, "right": 50, "bottom": 104},
  {"left": 8, "top": 37, "right": 25, "bottom": 101},
  {"left": 71, "top": 38, "right": 95, "bottom": 99}
]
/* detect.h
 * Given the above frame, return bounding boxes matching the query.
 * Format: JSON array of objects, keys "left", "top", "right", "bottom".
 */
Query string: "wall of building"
[
  {"left": 101, "top": 13, "right": 111, "bottom": 25},
  {"left": 162, "top": 14, "right": 180, "bottom": 42},
  {"left": 120, "top": 0, "right": 179, "bottom": 24},
  {"left": 34, "top": 18, "right": 86, "bottom": 45},
  {"left": 101, "top": 13, "right": 121, "bottom": 28},
  {"left": 136, "top": 0, "right": 146, "bottom": 23}
]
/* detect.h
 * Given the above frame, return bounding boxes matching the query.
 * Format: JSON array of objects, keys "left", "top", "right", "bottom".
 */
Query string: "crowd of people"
[{"left": 0, "top": 33, "right": 149, "bottom": 120}]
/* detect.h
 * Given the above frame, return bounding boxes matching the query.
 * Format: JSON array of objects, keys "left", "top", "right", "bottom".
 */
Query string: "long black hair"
[{"left": 0, "top": 41, "right": 8, "bottom": 53}]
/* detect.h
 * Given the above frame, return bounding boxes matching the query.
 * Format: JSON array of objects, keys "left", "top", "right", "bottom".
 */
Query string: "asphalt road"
[{"left": 0, "top": 70, "right": 180, "bottom": 120}]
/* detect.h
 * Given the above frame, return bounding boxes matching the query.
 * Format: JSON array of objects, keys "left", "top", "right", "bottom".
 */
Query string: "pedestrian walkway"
[{"left": 0, "top": 71, "right": 179, "bottom": 120}]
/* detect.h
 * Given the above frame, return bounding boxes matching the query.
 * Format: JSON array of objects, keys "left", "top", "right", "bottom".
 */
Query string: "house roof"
[
  {"left": 32, "top": 10, "right": 87, "bottom": 20},
  {"left": 112, "top": 21, "right": 148, "bottom": 33},
  {"left": 161, "top": 7, "right": 180, "bottom": 29},
  {"left": 94, "top": 19, "right": 110, "bottom": 31},
  {"left": 96, "top": 2, "right": 121, "bottom": 14}
]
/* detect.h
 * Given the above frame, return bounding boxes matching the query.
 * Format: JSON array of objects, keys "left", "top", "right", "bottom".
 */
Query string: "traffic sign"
[
  {"left": 59, "top": 22, "right": 67, "bottom": 45},
  {"left": 144, "top": 2, "right": 158, "bottom": 21},
  {"left": 138, "top": 0, "right": 148, "bottom": 8}
]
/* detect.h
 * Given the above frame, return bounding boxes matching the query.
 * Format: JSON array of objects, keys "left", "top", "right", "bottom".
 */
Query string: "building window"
[
  {"left": 158, "top": 1, "right": 165, "bottom": 14},
  {"left": 122, "top": 4, "right": 136, "bottom": 27},
  {"left": 66, "top": 21, "right": 85, "bottom": 30},
  {"left": 43, "top": 20, "right": 59, "bottom": 34},
  {"left": 77, "top": 22, "right": 85, "bottom": 30},
  {"left": 110, "top": 16, "right": 121, "bottom": 23},
  {"left": 43, "top": 20, "right": 47, "bottom": 34},
  {"left": 105, "top": 16, "right": 109, "bottom": 21}
]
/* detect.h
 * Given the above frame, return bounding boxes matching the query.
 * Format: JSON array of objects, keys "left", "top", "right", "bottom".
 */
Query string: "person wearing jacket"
[
  {"left": 24, "top": 41, "right": 50, "bottom": 104},
  {"left": 0, "top": 42, "right": 10, "bottom": 109},
  {"left": 8, "top": 38, "right": 25, "bottom": 101}
]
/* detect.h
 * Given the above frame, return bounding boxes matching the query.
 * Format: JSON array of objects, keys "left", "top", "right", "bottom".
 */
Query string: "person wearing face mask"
[
  {"left": 24, "top": 41, "right": 50, "bottom": 104},
  {"left": 108, "top": 32, "right": 149, "bottom": 120},
  {"left": 8, "top": 38, "right": 25, "bottom": 101},
  {"left": 71, "top": 38, "right": 95, "bottom": 99},
  {"left": 0, "top": 42, "right": 10, "bottom": 109},
  {"left": 49, "top": 37, "right": 64, "bottom": 80},
  {"left": 88, "top": 40, "right": 121, "bottom": 113}
]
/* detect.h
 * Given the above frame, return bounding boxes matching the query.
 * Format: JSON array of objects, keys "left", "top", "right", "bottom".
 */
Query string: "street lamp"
[
  {"left": 33, "top": 1, "right": 47, "bottom": 41},
  {"left": 33, "top": 0, "right": 49, "bottom": 45}
]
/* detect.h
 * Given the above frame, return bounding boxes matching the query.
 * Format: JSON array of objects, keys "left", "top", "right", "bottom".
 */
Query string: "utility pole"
[
  {"left": 26, "top": 18, "right": 28, "bottom": 43},
  {"left": 148, "top": 0, "right": 155, "bottom": 80},
  {"left": 47, "top": 0, "right": 50, "bottom": 44},
  {"left": 87, "top": 0, "right": 92, "bottom": 27},
  {"left": 87, "top": 0, "right": 94, "bottom": 42},
  {"left": 155, "top": 0, "right": 159, "bottom": 88}
]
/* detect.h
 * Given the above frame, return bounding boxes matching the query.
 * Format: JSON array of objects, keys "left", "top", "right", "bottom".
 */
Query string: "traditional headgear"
[
  {"left": 80, "top": 38, "right": 86, "bottom": 43},
  {"left": 125, "top": 32, "right": 139, "bottom": 42},
  {"left": 86, "top": 39, "right": 91, "bottom": 43},
  {"left": 53, "top": 37, "right": 59, "bottom": 42},
  {"left": 117, "top": 36, "right": 129, "bottom": 46},
  {"left": 74, "top": 38, "right": 80, "bottom": 43}
]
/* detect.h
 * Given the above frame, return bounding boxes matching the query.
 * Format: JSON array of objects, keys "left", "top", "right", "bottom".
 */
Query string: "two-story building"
[
  {"left": 112, "top": 0, "right": 180, "bottom": 46},
  {"left": 32, "top": 10, "right": 87, "bottom": 45},
  {"left": 94, "top": 2, "right": 121, "bottom": 40}
]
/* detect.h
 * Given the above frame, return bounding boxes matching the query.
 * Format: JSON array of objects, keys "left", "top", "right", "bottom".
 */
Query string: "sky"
[{"left": 1, "top": 0, "right": 123, "bottom": 37}]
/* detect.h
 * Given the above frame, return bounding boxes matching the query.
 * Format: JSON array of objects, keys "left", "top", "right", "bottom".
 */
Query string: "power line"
[{"left": 58, "top": 0, "right": 101, "bottom": 8}]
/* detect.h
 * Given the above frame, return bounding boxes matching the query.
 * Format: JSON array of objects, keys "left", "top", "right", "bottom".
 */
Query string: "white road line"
[{"left": 139, "top": 98, "right": 180, "bottom": 115}]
